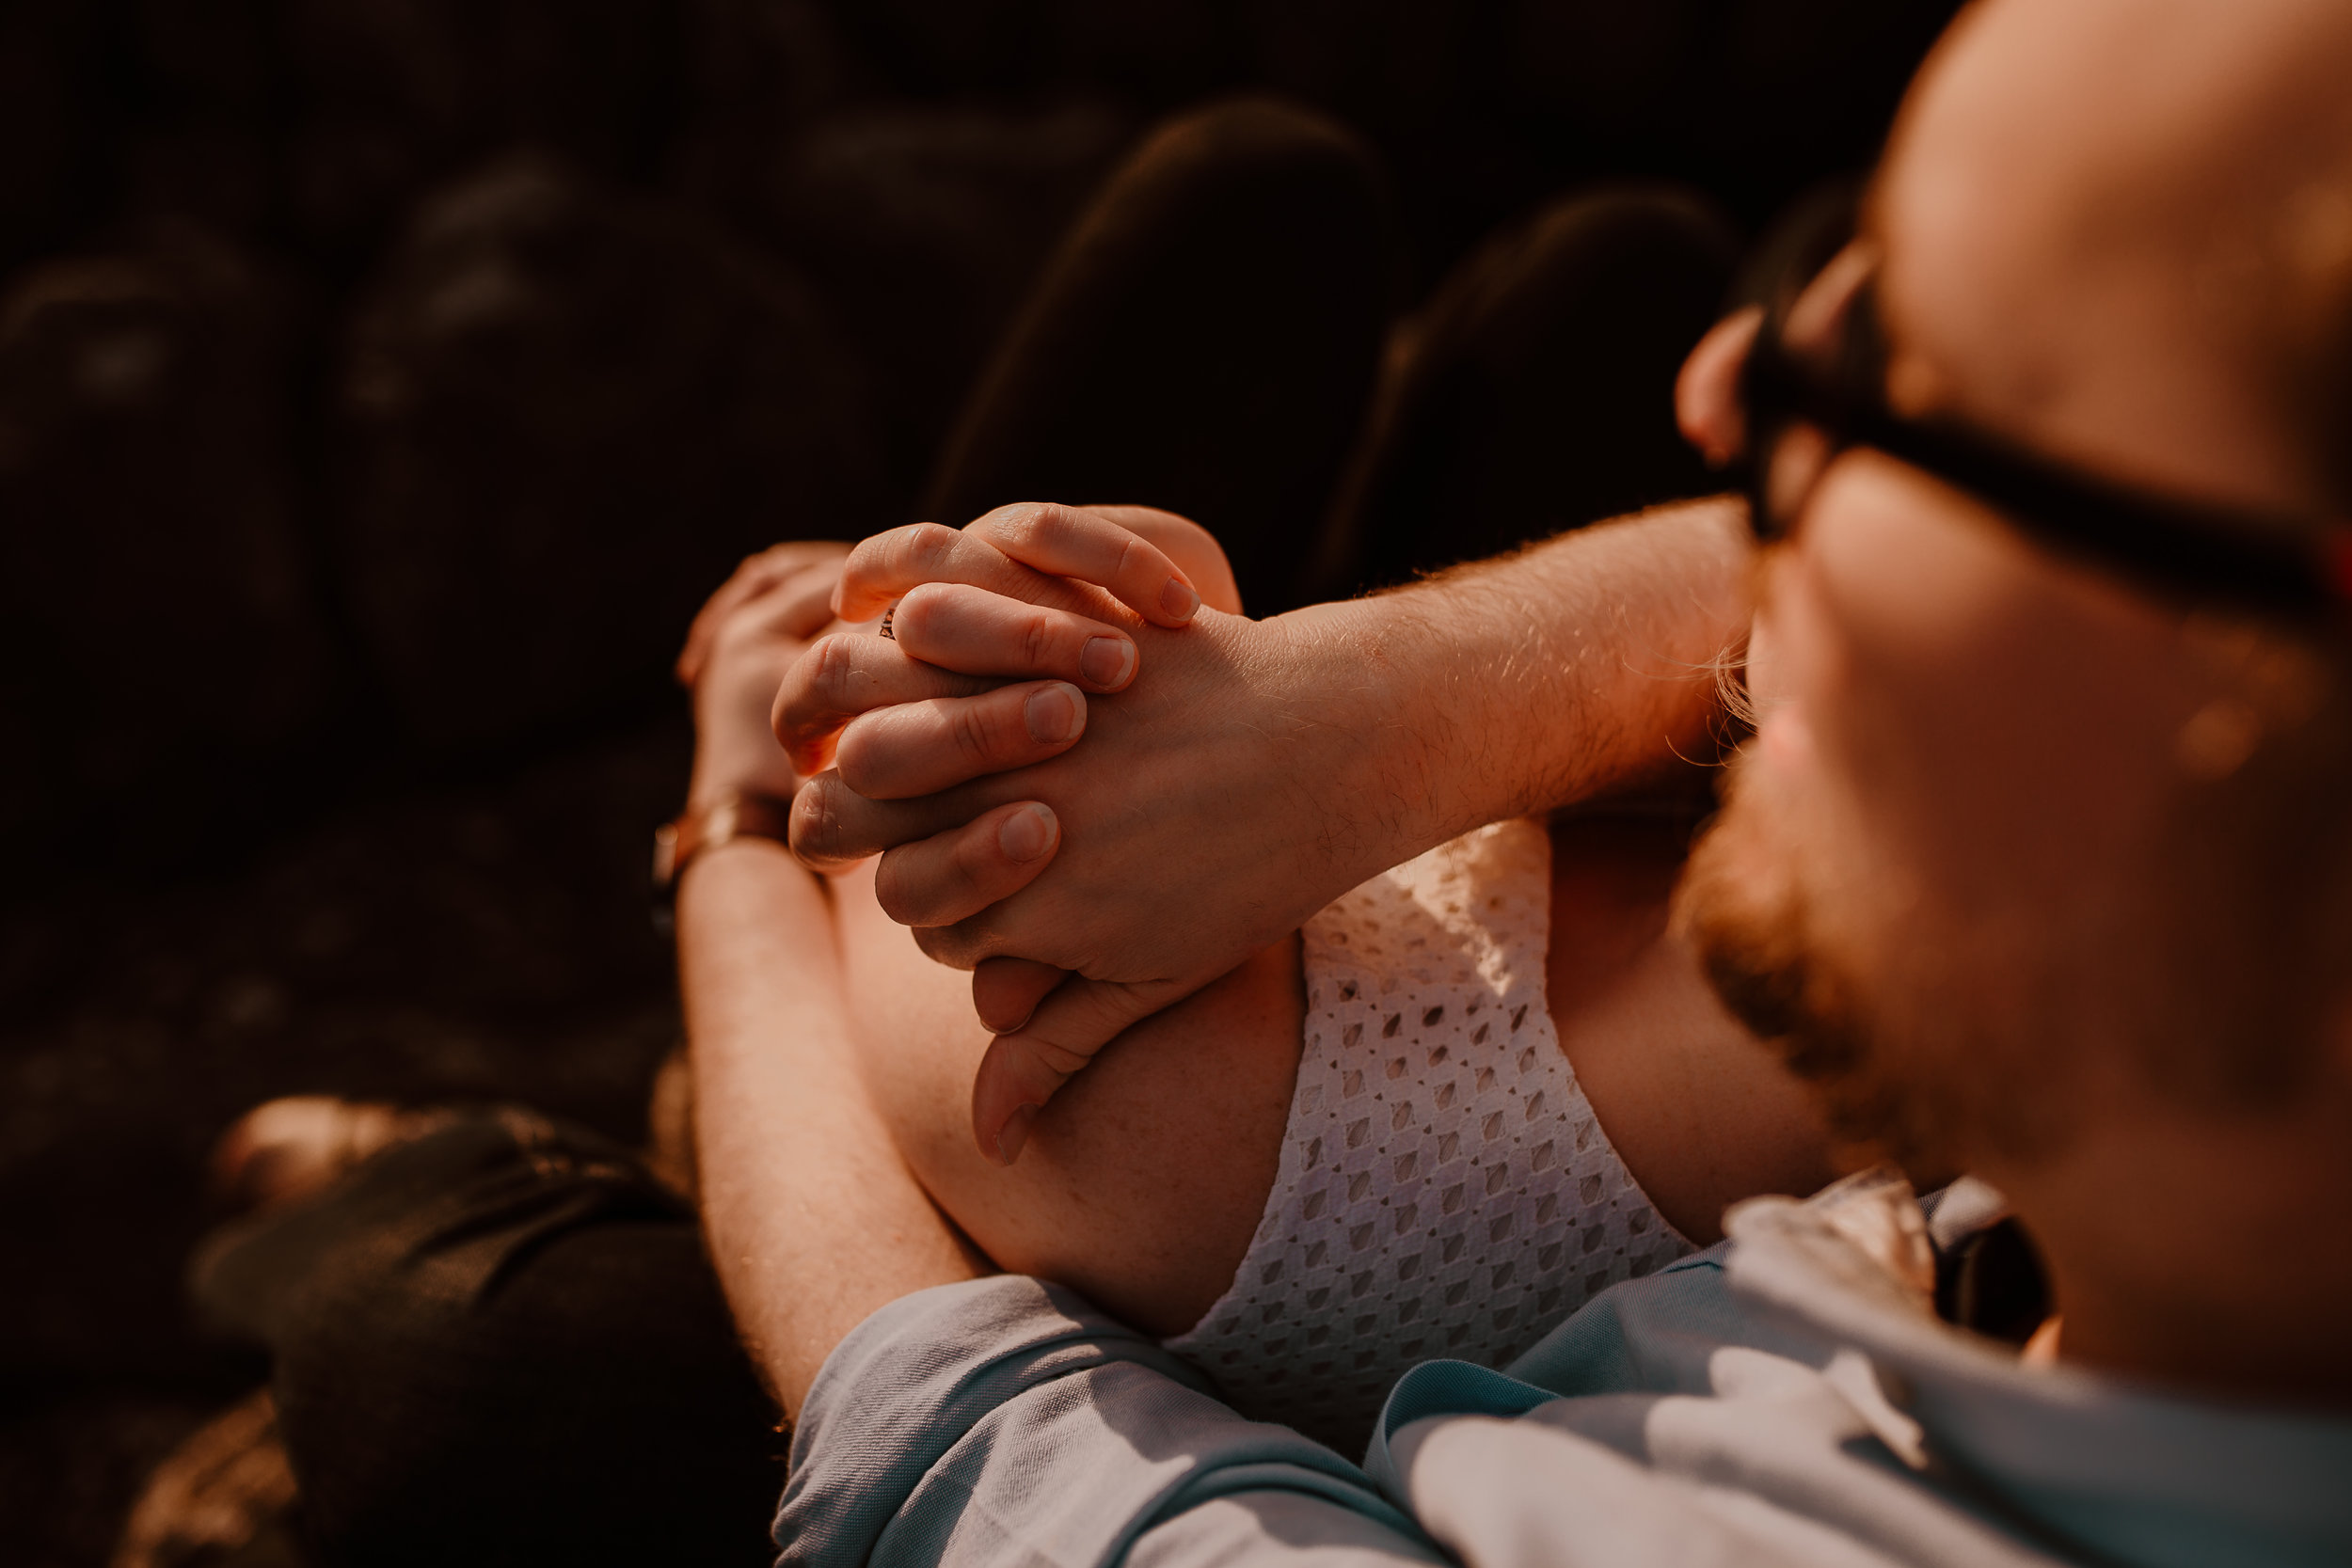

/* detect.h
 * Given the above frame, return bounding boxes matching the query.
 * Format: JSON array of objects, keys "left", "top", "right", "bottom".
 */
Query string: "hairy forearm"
[
  {"left": 677, "top": 841, "right": 981, "bottom": 1418},
  {"left": 1281, "top": 498, "right": 1751, "bottom": 885}
]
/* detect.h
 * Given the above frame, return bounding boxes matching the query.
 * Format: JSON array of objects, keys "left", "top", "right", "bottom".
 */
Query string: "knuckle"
[
  {"left": 788, "top": 778, "right": 850, "bottom": 863},
  {"left": 839, "top": 534, "right": 890, "bottom": 590},
  {"left": 946, "top": 904, "right": 1003, "bottom": 958},
  {"left": 948, "top": 701, "right": 1000, "bottom": 769},
  {"left": 904, "top": 522, "right": 960, "bottom": 577},
  {"left": 709, "top": 615, "right": 752, "bottom": 659},
  {"left": 913, "top": 922, "right": 978, "bottom": 969},
  {"left": 950, "top": 818, "right": 1003, "bottom": 895},
  {"left": 1030, "top": 1037, "right": 1096, "bottom": 1078},
  {"left": 885, "top": 849, "right": 965, "bottom": 935},
  {"left": 776, "top": 696, "right": 822, "bottom": 765},
  {"left": 830, "top": 725, "right": 879, "bottom": 795},
  {"left": 872, "top": 852, "right": 917, "bottom": 924},
  {"left": 1019, "top": 608, "right": 1057, "bottom": 670},
  {"left": 988, "top": 502, "right": 1047, "bottom": 551},
  {"left": 892, "top": 581, "right": 947, "bottom": 641},
  {"left": 1028, "top": 501, "right": 1078, "bottom": 546},
  {"left": 808, "top": 634, "right": 861, "bottom": 705}
]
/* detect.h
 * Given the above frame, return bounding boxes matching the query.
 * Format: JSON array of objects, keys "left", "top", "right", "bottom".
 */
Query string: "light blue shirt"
[{"left": 777, "top": 1176, "right": 2352, "bottom": 1568}]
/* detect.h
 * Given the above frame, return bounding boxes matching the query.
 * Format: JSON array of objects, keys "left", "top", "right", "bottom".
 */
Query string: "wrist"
[
  {"left": 1258, "top": 596, "right": 1464, "bottom": 895},
  {"left": 686, "top": 739, "right": 799, "bottom": 816},
  {"left": 657, "top": 789, "right": 799, "bottom": 899}
]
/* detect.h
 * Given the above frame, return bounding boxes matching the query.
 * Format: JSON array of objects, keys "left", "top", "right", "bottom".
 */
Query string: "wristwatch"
[{"left": 652, "top": 791, "right": 796, "bottom": 911}]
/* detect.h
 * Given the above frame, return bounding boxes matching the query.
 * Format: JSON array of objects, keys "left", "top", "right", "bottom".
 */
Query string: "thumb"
[
  {"left": 971, "top": 957, "right": 1067, "bottom": 1034},
  {"left": 971, "top": 976, "right": 1190, "bottom": 1164}
]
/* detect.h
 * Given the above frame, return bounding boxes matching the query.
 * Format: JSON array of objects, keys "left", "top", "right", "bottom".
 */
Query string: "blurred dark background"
[{"left": 0, "top": 1, "right": 1961, "bottom": 1560}]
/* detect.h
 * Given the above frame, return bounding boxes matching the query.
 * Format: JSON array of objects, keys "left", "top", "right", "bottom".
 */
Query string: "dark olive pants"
[{"left": 196, "top": 1112, "right": 781, "bottom": 1567}]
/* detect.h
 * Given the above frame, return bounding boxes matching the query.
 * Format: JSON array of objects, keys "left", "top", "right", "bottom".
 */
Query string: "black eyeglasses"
[{"left": 1735, "top": 243, "right": 2352, "bottom": 628}]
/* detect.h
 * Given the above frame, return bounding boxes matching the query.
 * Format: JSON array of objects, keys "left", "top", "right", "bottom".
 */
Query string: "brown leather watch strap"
[{"left": 653, "top": 791, "right": 797, "bottom": 893}]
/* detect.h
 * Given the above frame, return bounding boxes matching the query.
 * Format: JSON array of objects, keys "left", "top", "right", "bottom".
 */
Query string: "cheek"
[
  {"left": 1741, "top": 562, "right": 1816, "bottom": 784},
  {"left": 1740, "top": 525, "right": 1858, "bottom": 866},
  {"left": 1788, "top": 456, "right": 2190, "bottom": 919}
]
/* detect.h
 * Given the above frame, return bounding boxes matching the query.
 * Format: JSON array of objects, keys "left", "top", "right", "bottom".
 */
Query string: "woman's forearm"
[{"left": 677, "top": 839, "right": 981, "bottom": 1418}]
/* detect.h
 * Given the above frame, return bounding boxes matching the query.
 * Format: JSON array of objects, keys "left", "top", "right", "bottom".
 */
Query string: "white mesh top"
[{"left": 1164, "top": 817, "right": 1692, "bottom": 1449}]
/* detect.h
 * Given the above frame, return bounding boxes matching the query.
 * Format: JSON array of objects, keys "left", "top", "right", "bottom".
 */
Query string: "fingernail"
[
  {"left": 1081, "top": 636, "right": 1136, "bottom": 688},
  {"left": 1160, "top": 578, "right": 1200, "bottom": 622},
  {"left": 994, "top": 1105, "right": 1037, "bottom": 1165},
  {"left": 980, "top": 996, "right": 1036, "bottom": 1034},
  {"left": 997, "top": 802, "right": 1057, "bottom": 863},
  {"left": 1024, "top": 682, "right": 1084, "bottom": 745}
]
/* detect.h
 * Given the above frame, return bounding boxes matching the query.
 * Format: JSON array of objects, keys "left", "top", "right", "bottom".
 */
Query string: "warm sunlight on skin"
[
  {"left": 1874, "top": 0, "right": 2346, "bottom": 512},
  {"left": 1686, "top": 0, "right": 2352, "bottom": 1402}
]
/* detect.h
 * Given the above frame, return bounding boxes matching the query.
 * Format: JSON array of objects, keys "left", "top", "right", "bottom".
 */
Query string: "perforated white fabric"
[{"left": 1165, "top": 818, "right": 1692, "bottom": 1448}]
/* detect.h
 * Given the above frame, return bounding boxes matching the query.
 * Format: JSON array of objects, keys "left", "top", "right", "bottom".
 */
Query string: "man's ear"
[{"left": 1677, "top": 306, "right": 1763, "bottom": 468}]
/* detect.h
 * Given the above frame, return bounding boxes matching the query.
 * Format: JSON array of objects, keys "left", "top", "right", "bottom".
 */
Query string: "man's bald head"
[{"left": 1874, "top": 0, "right": 2352, "bottom": 512}]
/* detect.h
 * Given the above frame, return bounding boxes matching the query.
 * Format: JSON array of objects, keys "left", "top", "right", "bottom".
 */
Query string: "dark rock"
[
  {"left": 336, "top": 155, "right": 882, "bottom": 752},
  {"left": 675, "top": 0, "right": 866, "bottom": 178},
  {"left": 717, "top": 101, "right": 1138, "bottom": 515},
  {"left": 817, "top": 0, "right": 1053, "bottom": 96},
  {"left": 666, "top": 0, "right": 869, "bottom": 295},
  {"left": 0, "top": 225, "right": 335, "bottom": 865},
  {"left": 1240, "top": 0, "right": 1555, "bottom": 293},
  {"left": 1245, "top": 0, "right": 1477, "bottom": 135},
  {"left": 0, "top": 710, "right": 691, "bottom": 1396},
  {"left": 924, "top": 99, "right": 1391, "bottom": 614},
  {"left": 1490, "top": 0, "right": 1964, "bottom": 221},
  {"left": 1492, "top": 0, "right": 1707, "bottom": 147},
  {"left": 1052, "top": 0, "right": 1245, "bottom": 104},
  {"left": 131, "top": 0, "right": 275, "bottom": 112},
  {"left": 119, "top": 123, "right": 277, "bottom": 247},
  {"left": 1697, "top": 0, "right": 1964, "bottom": 196},
  {"left": 278, "top": 0, "right": 690, "bottom": 263},
  {"left": 116, "top": 0, "right": 278, "bottom": 241},
  {"left": 0, "top": 1, "right": 110, "bottom": 274},
  {"left": 1327, "top": 186, "right": 1740, "bottom": 596},
  {"left": 814, "top": 0, "right": 1239, "bottom": 101},
  {"left": 1241, "top": 0, "right": 1958, "bottom": 277}
]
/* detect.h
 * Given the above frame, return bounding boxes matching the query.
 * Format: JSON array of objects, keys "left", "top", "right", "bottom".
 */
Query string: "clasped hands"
[{"left": 770, "top": 502, "right": 1375, "bottom": 1164}]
